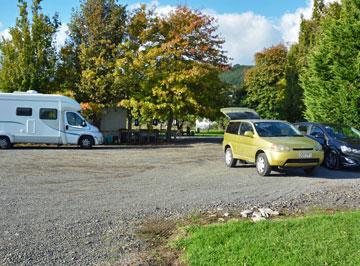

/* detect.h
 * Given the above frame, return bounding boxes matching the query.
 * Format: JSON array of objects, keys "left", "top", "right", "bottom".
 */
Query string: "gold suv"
[{"left": 222, "top": 108, "right": 324, "bottom": 176}]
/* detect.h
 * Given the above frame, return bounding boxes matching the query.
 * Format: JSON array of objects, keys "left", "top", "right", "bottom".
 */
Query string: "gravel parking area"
[{"left": 1, "top": 139, "right": 360, "bottom": 265}]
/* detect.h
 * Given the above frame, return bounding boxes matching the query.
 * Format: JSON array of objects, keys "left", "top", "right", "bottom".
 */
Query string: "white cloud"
[
  {"left": 212, "top": 12, "right": 282, "bottom": 65},
  {"left": 54, "top": 24, "right": 69, "bottom": 48},
  {"left": 279, "top": 0, "right": 341, "bottom": 46},
  {"left": 0, "top": 28, "right": 11, "bottom": 41},
  {"left": 279, "top": 2, "right": 313, "bottom": 45},
  {"left": 0, "top": 21, "right": 11, "bottom": 41}
]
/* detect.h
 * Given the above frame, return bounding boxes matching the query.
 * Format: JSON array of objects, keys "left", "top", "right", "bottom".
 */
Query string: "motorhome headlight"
[
  {"left": 271, "top": 144, "right": 291, "bottom": 152},
  {"left": 314, "top": 143, "right": 322, "bottom": 151},
  {"left": 341, "top": 145, "right": 360, "bottom": 154}
]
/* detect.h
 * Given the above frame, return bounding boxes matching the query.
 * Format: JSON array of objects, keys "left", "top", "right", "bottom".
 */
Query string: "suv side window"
[
  {"left": 239, "top": 122, "right": 254, "bottom": 135},
  {"left": 226, "top": 122, "right": 240, "bottom": 135},
  {"left": 296, "top": 124, "right": 309, "bottom": 135},
  {"left": 310, "top": 126, "right": 324, "bottom": 137}
]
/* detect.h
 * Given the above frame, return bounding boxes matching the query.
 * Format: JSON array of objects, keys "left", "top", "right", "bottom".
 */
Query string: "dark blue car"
[{"left": 294, "top": 122, "right": 360, "bottom": 169}]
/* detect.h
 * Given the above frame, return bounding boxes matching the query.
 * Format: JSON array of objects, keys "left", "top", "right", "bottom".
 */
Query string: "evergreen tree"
[
  {"left": 301, "top": 0, "right": 360, "bottom": 127},
  {"left": 285, "top": 0, "right": 341, "bottom": 122},
  {"left": 0, "top": 0, "right": 59, "bottom": 93}
]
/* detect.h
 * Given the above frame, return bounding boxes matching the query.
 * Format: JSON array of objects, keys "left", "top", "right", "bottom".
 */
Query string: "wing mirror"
[
  {"left": 81, "top": 120, "right": 87, "bottom": 127},
  {"left": 244, "top": 131, "right": 254, "bottom": 138},
  {"left": 314, "top": 133, "right": 324, "bottom": 139}
]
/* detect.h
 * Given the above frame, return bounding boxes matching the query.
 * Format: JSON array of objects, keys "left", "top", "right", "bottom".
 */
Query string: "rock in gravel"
[
  {"left": 224, "top": 212, "right": 229, "bottom": 217},
  {"left": 240, "top": 210, "right": 253, "bottom": 218},
  {"left": 218, "top": 218, "right": 225, "bottom": 222},
  {"left": 259, "top": 208, "right": 279, "bottom": 218}
]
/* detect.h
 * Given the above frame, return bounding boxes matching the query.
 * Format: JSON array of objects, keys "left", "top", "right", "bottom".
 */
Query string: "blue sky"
[
  {"left": 1, "top": 0, "right": 330, "bottom": 64},
  {"left": 0, "top": 0, "right": 307, "bottom": 28}
]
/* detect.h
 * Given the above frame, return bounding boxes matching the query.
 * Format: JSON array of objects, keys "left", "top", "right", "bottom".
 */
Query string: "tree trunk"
[
  {"left": 127, "top": 110, "right": 132, "bottom": 144},
  {"left": 166, "top": 112, "right": 173, "bottom": 142}
]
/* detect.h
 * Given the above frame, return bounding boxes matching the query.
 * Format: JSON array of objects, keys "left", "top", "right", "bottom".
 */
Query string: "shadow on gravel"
[
  {"left": 232, "top": 164, "right": 360, "bottom": 179},
  {"left": 9, "top": 137, "right": 222, "bottom": 150},
  {"left": 279, "top": 167, "right": 360, "bottom": 179}
]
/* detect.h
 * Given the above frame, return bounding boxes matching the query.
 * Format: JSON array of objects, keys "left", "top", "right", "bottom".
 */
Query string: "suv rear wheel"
[
  {"left": 256, "top": 153, "right": 271, "bottom": 176},
  {"left": 225, "top": 147, "right": 237, "bottom": 168},
  {"left": 0, "top": 136, "right": 11, "bottom": 149}
]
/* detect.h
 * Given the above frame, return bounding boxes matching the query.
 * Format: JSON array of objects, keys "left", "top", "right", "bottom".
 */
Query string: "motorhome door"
[{"left": 64, "top": 111, "right": 85, "bottom": 144}]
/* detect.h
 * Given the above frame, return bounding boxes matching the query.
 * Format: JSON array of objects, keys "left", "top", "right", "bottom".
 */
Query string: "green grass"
[
  {"left": 175, "top": 211, "right": 360, "bottom": 266},
  {"left": 195, "top": 130, "right": 224, "bottom": 137}
]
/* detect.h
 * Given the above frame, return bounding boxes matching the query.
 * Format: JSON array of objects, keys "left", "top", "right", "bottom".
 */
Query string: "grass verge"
[
  {"left": 174, "top": 211, "right": 360, "bottom": 266},
  {"left": 195, "top": 130, "right": 224, "bottom": 137}
]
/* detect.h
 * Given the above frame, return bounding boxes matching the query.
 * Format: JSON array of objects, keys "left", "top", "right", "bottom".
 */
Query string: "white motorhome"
[{"left": 0, "top": 91, "right": 103, "bottom": 149}]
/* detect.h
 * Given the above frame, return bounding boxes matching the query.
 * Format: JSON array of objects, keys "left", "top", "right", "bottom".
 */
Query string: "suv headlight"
[
  {"left": 271, "top": 144, "right": 291, "bottom": 152},
  {"left": 341, "top": 145, "right": 360, "bottom": 154},
  {"left": 314, "top": 143, "right": 322, "bottom": 151}
]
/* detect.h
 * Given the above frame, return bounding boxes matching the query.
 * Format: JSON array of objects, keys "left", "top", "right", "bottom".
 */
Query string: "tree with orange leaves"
[{"left": 118, "top": 6, "right": 229, "bottom": 141}]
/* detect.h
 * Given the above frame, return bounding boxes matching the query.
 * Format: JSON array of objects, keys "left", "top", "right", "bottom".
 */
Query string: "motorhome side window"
[
  {"left": 67, "top": 112, "right": 83, "bottom": 127},
  {"left": 39, "top": 108, "right": 57, "bottom": 120},
  {"left": 226, "top": 122, "right": 240, "bottom": 135},
  {"left": 16, "top": 107, "right": 32, "bottom": 116}
]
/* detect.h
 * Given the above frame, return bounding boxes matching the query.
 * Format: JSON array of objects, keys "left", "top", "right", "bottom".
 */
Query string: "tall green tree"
[
  {"left": 0, "top": 0, "right": 59, "bottom": 93},
  {"left": 301, "top": 0, "right": 360, "bottom": 127},
  {"left": 286, "top": 0, "right": 341, "bottom": 122},
  {"left": 244, "top": 44, "right": 288, "bottom": 120},
  {"left": 62, "top": 0, "right": 127, "bottom": 106}
]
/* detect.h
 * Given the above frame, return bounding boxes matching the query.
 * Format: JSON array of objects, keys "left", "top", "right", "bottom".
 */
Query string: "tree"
[
  {"left": 0, "top": 0, "right": 59, "bottom": 93},
  {"left": 244, "top": 44, "right": 288, "bottom": 120},
  {"left": 119, "top": 7, "right": 229, "bottom": 140},
  {"left": 219, "top": 64, "right": 253, "bottom": 107},
  {"left": 301, "top": 0, "right": 360, "bottom": 127},
  {"left": 286, "top": 0, "right": 341, "bottom": 122},
  {"left": 63, "top": 0, "right": 127, "bottom": 107}
]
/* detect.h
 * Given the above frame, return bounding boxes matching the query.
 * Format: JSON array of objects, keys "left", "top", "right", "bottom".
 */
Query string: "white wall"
[{"left": 100, "top": 108, "right": 127, "bottom": 132}]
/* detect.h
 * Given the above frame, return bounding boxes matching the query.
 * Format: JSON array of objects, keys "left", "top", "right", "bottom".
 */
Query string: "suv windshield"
[
  {"left": 254, "top": 122, "right": 302, "bottom": 137},
  {"left": 324, "top": 125, "right": 360, "bottom": 139}
]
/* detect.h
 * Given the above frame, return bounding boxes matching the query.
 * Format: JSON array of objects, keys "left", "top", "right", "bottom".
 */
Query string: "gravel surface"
[{"left": 1, "top": 140, "right": 360, "bottom": 265}]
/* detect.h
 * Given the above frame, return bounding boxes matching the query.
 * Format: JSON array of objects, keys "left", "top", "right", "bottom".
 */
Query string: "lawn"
[
  {"left": 175, "top": 211, "right": 360, "bottom": 266},
  {"left": 195, "top": 130, "right": 224, "bottom": 137}
]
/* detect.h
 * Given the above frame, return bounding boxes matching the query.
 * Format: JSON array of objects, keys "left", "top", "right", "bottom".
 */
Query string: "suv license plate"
[{"left": 299, "top": 152, "right": 312, "bottom": 158}]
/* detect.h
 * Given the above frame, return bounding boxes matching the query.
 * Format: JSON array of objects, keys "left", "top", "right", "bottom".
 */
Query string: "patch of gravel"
[{"left": 1, "top": 141, "right": 360, "bottom": 265}]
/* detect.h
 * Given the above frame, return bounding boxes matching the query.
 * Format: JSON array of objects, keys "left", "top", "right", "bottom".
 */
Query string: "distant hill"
[{"left": 219, "top": 64, "right": 253, "bottom": 86}]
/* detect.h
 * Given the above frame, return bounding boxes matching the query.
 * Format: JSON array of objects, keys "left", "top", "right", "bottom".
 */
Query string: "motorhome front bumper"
[{"left": 94, "top": 134, "right": 104, "bottom": 145}]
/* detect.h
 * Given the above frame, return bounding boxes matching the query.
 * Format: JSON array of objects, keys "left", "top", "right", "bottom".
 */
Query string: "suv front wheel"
[
  {"left": 225, "top": 147, "right": 237, "bottom": 168},
  {"left": 256, "top": 153, "right": 271, "bottom": 176}
]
